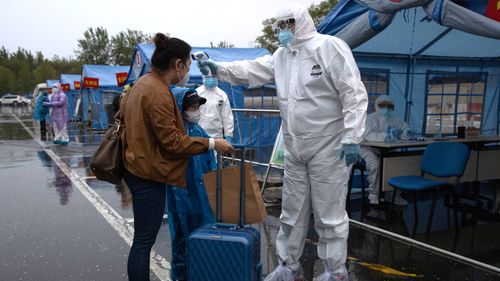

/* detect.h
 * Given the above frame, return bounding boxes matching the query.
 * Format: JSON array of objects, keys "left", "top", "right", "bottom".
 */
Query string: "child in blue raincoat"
[
  {"left": 167, "top": 87, "right": 217, "bottom": 281},
  {"left": 33, "top": 91, "right": 50, "bottom": 141}
]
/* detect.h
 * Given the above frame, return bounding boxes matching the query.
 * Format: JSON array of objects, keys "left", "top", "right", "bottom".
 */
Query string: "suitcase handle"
[
  {"left": 212, "top": 222, "right": 238, "bottom": 230},
  {"left": 216, "top": 145, "right": 246, "bottom": 228}
]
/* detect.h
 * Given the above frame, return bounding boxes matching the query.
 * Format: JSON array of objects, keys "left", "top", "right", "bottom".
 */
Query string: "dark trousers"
[
  {"left": 40, "top": 120, "right": 47, "bottom": 141},
  {"left": 124, "top": 170, "right": 166, "bottom": 281}
]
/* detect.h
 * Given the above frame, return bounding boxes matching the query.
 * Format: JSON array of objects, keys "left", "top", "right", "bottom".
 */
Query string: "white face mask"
[
  {"left": 176, "top": 65, "right": 189, "bottom": 87},
  {"left": 52, "top": 87, "right": 59, "bottom": 94},
  {"left": 185, "top": 110, "right": 201, "bottom": 124}
]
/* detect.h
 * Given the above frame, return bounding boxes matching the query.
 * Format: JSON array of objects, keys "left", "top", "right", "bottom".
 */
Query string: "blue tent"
[
  {"left": 126, "top": 44, "right": 279, "bottom": 163},
  {"left": 46, "top": 80, "right": 59, "bottom": 88},
  {"left": 60, "top": 74, "right": 81, "bottom": 120},
  {"left": 80, "top": 65, "right": 129, "bottom": 129},
  {"left": 318, "top": 3, "right": 500, "bottom": 137}
]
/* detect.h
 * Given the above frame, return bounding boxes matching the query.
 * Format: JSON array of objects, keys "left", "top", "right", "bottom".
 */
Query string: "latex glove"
[
  {"left": 225, "top": 136, "right": 233, "bottom": 143},
  {"left": 403, "top": 128, "right": 415, "bottom": 140},
  {"left": 197, "top": 59, "right": 219, "bottom": 76},
  {"left": 392, "top": 128, "right": 402, "bottom": 140},
  {"left": 340, "top": 144, "right": 362, "bottom": 166},
  {"left": 43, "top": 102, "right": 52, "bottom": 107}
]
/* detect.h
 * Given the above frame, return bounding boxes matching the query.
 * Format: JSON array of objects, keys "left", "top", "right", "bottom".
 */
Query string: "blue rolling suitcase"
[{"left": 187, "top": 145, "right": 262, "bottom": 281}]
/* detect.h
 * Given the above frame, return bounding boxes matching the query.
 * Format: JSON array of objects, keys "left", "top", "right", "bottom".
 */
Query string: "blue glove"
[
  {"left": 392, "top": 128, "right": 402, "bottom": 140},
  {"left": 197, "top": 59, "right": 219, "bottom": 76},
  {"left": 225, "top": 136, "right": 233, "bottom": 143},
  {"left": 340, "top": 144, "right": 362, "bottom": 166}
]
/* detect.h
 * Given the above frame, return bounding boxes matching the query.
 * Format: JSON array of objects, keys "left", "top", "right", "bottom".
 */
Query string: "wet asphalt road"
[{"left": 1, "top": 105, "right": 500, "bottom": 281}]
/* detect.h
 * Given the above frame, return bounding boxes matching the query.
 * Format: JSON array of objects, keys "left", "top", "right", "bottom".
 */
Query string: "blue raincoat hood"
[{"left": 171, "top": 86, "right": 197, "bottom": 118}]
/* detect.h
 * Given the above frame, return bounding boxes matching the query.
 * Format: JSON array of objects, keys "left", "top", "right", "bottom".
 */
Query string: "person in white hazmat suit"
[
  {"left": 196, "top": 76, "right": 234, "bottom": 142},
  {"left": 198, "top": 4, "right": 367, "bottom": 280},
  {"left": 362, "top": 95, "right": 414, "bottom": 206}
]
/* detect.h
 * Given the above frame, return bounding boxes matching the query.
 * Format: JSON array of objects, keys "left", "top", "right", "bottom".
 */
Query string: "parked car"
[
  {"left": 21, "top": 97, "right": 31, "bottom": 106},
  {"left": 0, "top": 94, "right": 26, "bottom": 105}
]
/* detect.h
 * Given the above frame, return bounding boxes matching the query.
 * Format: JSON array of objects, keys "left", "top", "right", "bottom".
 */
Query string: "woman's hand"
[{"left": 214, "top": 139, "right": 234, "bottom": 154}]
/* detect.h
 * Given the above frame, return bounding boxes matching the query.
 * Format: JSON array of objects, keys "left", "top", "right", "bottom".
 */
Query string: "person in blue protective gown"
[
  {"left": 167, "top": 86, "right": 217, "bottom": 281},
  {"left": 33, "top": 90, "right": 50, "bottom": 141}
]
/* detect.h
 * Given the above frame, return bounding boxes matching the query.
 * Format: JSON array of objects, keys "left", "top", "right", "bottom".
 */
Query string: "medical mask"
[
  {"left": 205, "top": 77, "right": 218, "bottom": 89},
  {"left": 379, "top": 108, "right": 392, "bottom": 118},
  {"left": 278, "top": 29, "right": 294, "bottom": 48},
  {"left": 185, "top": 110, "right": 201, "bottom": 123},
  {"left": 176, "top": 65, "right": 189, "bottom": 87},
  {"left": 52, "top": 87, "right": 59, "bottom": 94}
]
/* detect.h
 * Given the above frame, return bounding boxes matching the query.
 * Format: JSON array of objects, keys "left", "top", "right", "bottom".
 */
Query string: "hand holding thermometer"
[{"left": 191, "top": 51, "right": 211, "bottom": 76}]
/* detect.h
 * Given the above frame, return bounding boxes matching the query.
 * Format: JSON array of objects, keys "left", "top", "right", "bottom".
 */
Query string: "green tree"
[
  {"left": 33, "top": 62, "right": 57, "bottom": 84},
  {"left": 76, "top": 27, "right": 111, "bottom": 64},
  {"left": 34, "top": 51, "right": 45, "bottom": 67},
  {"left": 0, "top": 47, "right": 9, "bottom": 66},
  {"left": 15, "top": 64, "right": 33, "bottom": 94},
  {"left": 216, "top": 40, "right": 235, "bottom": 48},
  {"left": 51, "top": 55, "right": 83, "bottom": 75},
  {"left": 255, "top": 0, "right": 337, "bottom": 53},
  {"left": 0, "top": 66, "right": 15, "bottom": 94},
  {"left": 110, "top": 29, "right": 152, "bottom": 65}
]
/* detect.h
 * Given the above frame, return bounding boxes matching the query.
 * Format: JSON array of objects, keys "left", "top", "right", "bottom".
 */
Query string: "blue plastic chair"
[{"left": 387, "top": 142, "right": 470, "bottom": 233}]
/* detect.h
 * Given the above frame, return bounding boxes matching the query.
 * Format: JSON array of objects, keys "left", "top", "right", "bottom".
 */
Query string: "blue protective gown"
[
  {"left": 167, "top": 87, "right": 217, "bottom": 280},
  {"left": 33, "top": 93, "right": 50, "bottom": 121}
]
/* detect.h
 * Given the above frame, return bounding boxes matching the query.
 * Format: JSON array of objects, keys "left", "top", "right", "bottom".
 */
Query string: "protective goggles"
[
  {"left": 378, "top": 103, "right": 394, "bottom": 110},
  {"left": 273, "top": 18, "right": 295, "bottom": 34}
]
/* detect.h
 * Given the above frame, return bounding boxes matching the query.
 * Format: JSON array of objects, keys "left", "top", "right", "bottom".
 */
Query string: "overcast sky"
[{"left": 0, "top": 0, "right": 324, "bottom": 59}]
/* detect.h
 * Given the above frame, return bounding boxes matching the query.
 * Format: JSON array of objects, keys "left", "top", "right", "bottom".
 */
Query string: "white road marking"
[{"left": 14, "top": 115, "right": 171, "bottom": 281}]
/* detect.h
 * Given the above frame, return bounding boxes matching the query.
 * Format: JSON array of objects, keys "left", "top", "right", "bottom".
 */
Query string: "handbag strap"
[{"left": 114, "top": 88, "right": 134, "bottom": 124}]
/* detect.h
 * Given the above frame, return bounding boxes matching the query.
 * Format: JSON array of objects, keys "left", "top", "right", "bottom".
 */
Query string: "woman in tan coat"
[{"left": 121, "top": 33, "right": 233, "bottom": 281}]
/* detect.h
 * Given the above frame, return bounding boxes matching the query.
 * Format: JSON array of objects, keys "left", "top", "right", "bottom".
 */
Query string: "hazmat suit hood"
[
  {"left": 374, "top": 95, "right": 394, "bottom": 112},
  {"left": 275, "top": 3, "right": 317, "bottom": 49},
  {"left": 53, "top": 83, "right": 64, "bottom": 95}
]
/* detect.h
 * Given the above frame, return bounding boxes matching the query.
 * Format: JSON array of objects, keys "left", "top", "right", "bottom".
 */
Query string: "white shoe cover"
[
  {"left": 313, "top": 268, "right": 349, "bottom": 281},
  {"left": 264, "top": 264, "right": 296, "bottom": 281}
]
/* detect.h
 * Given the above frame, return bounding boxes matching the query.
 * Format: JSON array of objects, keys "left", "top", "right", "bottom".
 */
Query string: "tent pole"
[{"left": 403, "top": 57, "right": 411, "bottom": 123}]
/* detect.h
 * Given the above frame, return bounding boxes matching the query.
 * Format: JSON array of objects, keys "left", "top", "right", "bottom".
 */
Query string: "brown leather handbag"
[{"left": 89, "top": 92, "right": 130, "bottom": 184}]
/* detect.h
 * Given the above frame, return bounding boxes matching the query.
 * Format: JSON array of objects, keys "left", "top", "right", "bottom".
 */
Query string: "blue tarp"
[
  {"left": 46, "top": 80, "right": 59, "bottom": 88},
  {"left": 318, "top": 0, "right": 500, "bottom": 49},
  {"left": 80, "top": 65, "right": 129, "bottom": 129},
  {"left": 318, "top": 6, "right": 500, "bottom": 136},
  {"left": 126, "top": 45, "right": 279, "bottom": 163},
  {"left": 60, "top": 74, "right": 81, "bottom": 120}
]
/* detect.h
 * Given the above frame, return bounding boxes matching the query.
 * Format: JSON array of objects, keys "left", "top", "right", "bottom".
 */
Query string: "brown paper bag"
[{"left": 204, "top": 163, "right": 267, "bottom": 224}]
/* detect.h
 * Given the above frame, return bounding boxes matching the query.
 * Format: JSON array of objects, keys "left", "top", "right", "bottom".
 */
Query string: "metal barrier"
[
  {"left": 230, "top": 108, "right": 280, "bottom": 168},
  {"left": 228, "top": 108, "right": 283, "bottom": 197}
]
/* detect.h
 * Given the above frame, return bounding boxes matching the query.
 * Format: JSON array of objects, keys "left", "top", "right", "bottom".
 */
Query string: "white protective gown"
[
  {"left": 196, "top": 85, "right": 234, "bottom": 139},
  {"left": 362, "top": 95, "right": 411, "bottom": 201},
  {"left": 216, "top": 3, "right": 368, "bottom": 272}
]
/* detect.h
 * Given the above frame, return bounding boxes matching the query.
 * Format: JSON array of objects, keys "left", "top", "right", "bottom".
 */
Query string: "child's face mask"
[{"left": 185, "top": 110, "right": 201, "bottom": 124}]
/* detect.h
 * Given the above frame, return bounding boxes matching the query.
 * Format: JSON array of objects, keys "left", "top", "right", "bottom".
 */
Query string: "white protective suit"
[
  {"left": 362, "top": 95, "right": 412, "bottom": 202},
  {"left": 215, "top": 3, "right": 368, "bottom": 274},
  {"left": 196, "top": 84, "right": 234, "bottom": 139}
]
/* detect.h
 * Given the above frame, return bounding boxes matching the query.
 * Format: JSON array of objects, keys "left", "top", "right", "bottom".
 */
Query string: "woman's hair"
[{"left": 151, "top": 33, "right": 191, "bottom": 72}]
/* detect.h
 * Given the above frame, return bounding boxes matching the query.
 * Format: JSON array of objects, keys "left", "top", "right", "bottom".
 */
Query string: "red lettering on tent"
[
  {"left": 116, "top": 72, "right": 128, "bottom": 87},
  {"left": 61, "top": 83, "right": 71, "bottom": 92},
  {"left": 83, "top": 77, "right": 99, "bottom": 89},
  {"left": 486, "top": 0, "right": 500, "bottom": 21}
]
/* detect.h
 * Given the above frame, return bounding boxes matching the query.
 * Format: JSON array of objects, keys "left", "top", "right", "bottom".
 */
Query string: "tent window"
[
  {"left": 360, "top": 68, "right": 390, "bottom": 113},
  {"left": 424, "top": 71, "right": 487, "bottom": 136}
]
